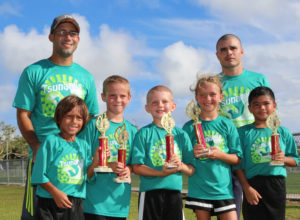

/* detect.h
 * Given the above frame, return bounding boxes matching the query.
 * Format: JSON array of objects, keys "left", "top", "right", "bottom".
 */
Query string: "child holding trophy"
[
  {"left": 31, "top": 95, "right": 92, "bottom": 219},
  {"left": 183, "top": 76, "right": 242, "bottom": 220},
  {"left": 79, "top": 75, "right": 137, "bottom": 219},
  {"left": 132, "top": 85, "right": 195, "bottom": 220},
  {"left": 235, "top": 86, "right": 299, "bottom": 220}
]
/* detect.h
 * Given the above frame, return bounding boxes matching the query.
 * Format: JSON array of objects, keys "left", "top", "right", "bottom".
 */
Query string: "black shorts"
[
  {"left": 84, "top": 213, "right": 125, "bottom": 220},
  {"left": 36, "top": 196, "right": 84, "bottom": 220},
  {"left": 138, "top": 189, "right": 184, "bottom": 220},
  {"left": 242, "top": 175, "right": 286, "bottom": 220},
  {"left": 185, "top": 197, "right": 236, "bottom": 216}
]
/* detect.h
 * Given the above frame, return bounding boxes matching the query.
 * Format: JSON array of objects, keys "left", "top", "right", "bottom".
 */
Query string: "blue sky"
[{"left": 0, "top": 0, "right": 300, "bottom": 133}]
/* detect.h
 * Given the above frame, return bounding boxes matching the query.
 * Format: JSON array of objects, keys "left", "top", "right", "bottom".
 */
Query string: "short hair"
[
  {"left": 54, "top": 95, "right": 89, "bottom": 131},
  {"left": 102, "top": 75, "right": 130, "bottom": 96},
  {"left": 248, "top": 86, "right": 275, "bottom": 104},
  {"left": 216, "top": 34, "right": 242, "bottom": 51},
  {"left": 146, "top": 85, "right": 173, "bottom": 104},
  {"left": 191, "top": 75, "right": 223, "bottom": 96}
]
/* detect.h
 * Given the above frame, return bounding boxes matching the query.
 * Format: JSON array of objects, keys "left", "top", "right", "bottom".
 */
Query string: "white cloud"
[
  {"left": 157, "top": 41, "right": 218, "bottom": 96},
  {"left": 195, "top": 0, "right": 300, "bottom": 39}
]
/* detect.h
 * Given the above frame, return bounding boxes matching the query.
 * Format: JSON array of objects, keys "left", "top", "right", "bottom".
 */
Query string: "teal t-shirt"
[
  {"left": 78, "top": 117, "right": 137, "bottom": 217},
  {"left": 131, "top": 123, "right": 195, "bottom": 192},
  {"left": 31, "top": 134, "right": 91, "bottom": 199},
  {"left": 219, "top": 69, "right": 270, "bottom": 128},
  {"left": 234, "top": 124, "right": 299, "bottom": 179},
  {"left": 13, "top": 59, "right": 99, "bottom": 157},
  {"left": 183, "top": 116, "right": 242, "bottom": 200}
]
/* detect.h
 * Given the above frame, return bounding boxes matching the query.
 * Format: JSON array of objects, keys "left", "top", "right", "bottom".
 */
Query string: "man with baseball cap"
[{"left": 13, "top": 14, "right": 99, "bottom": 220}]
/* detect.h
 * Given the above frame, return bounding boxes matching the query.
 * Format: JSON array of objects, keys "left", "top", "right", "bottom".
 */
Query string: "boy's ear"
[
  {"left": 248, "top": 104, "right": 253, "bottom": 113},
  {"left": 49, "top": 34, "right": 54, "bottom": 43},
  {"left": 101, "top": 93, "right": 106, "bottom": 102},
  {"left": 171, "top": 102, "right": 176, "bottom": 112},
  {"left": 145, "top": 104, "right": 150, "bottom": 113}
]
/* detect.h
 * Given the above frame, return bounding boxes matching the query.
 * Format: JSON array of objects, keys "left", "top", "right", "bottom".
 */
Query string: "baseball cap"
[{"left": 50, "top": 14, "right": 80, "bottom": 34}]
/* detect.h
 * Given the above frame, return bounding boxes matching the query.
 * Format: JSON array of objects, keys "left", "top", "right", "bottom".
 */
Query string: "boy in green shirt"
[
  {"left": 79, "top": 75, "right": 137, "bottom": 219},
  {"left": 235, "top": 86, "right": 299, "bottom": 220},
  {"left": 132, "top": 85, "right": 195, "bottom": 220}
]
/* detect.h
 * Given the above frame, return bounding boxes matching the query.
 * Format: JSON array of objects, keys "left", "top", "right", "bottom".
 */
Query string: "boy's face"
[
  {"left": 248, "top": 95, "right": 277, "bottom": 122},
  {"left": 101, "top": 82, "right": 131, "bottom": 116},
  {"left": 59, "top": 106, "right": 83, "bottom": 141},
  {"left": 195, "top": 82, "right": 223, "bottom": 113},
  {"left": 145, "top": 90, "right": 176, "bottom": 122}
]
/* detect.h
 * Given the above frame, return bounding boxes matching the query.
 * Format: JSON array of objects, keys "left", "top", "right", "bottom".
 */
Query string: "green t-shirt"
[
  {"left": 219, "top": 69, "right": 270, "bottom": 128},
  {"left": 131, "top": 123, "right": 195, "bottom": 192},
  {"left": 78, "top": 117, "right": 137, "bottom": 217},
  {"left": 31, "top": 134, "right": 91, "bottom": 199},
  {"left": 183, "top": 116, "right": 242, "bottom": 200},
  {"left": 235, "top": 124, "right": 299, "bottom": 179},
  {"left": 13, "top": 59, "right": 99, "bottom": 157}
]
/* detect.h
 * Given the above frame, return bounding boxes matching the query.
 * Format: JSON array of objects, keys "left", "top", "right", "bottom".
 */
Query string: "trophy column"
[
  {"left": 186, "top": 100, "right": 209, "bottom": 156},
  {"left": 114, "top": 124, "right": 130, "bottom": 183},
  {"left": 161, "top": 112, "right": 177, "bottom": 168},
  {"left": 267, "top": 112, "right": 284, "bottom": 166},
  {"left": 94, "top": 112, "right": 113, "bottom": 173}
]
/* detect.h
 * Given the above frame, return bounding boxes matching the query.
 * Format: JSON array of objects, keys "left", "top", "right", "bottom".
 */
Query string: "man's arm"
[{"left": 17, "top": 108, "right": 41, "bottom": 161}]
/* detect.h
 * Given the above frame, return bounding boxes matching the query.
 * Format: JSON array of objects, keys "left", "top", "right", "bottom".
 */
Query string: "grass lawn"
[{"left": 1, "top": 185, "right": 300, "bottom": 220}]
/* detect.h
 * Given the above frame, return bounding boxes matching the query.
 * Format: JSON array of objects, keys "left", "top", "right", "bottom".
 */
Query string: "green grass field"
[{"left": 1, "top": 185, "right": 300, "bottom": 220}]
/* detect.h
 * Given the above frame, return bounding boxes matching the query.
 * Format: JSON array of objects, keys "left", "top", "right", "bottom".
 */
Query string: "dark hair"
[
  {"left": 216, "top": 34, "right": 242, "bottom": 51},
  {"left": 54, "top": 95, "right": 89, "bottom": 131},
  {"left": 248, "top": 86, "right": 275, "bottom": 104}
]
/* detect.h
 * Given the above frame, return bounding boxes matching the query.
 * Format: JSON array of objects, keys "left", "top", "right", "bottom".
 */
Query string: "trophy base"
[
  {"left": 94, "top": 166, "right": 113, "bottom": 173},
  {"left": 166, "top": 162, "right": 178, "bottom": 169},
  {"left": 196, "top": 149, "right": 210, "bottom": 157},
  {"left": 114, "top": 176, "right": 131, "bottom": 184},
  {"left": 269, "top": 160, "right": 284, "bottom": 166}
]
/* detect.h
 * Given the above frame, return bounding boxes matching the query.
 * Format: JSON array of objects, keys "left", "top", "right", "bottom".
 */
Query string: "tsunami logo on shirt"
[
  {"left": 57, "top": 153, "right": 84, "bottom": 185},
  {"left": 251, "top": 136, "right": 272, "bottom": 163},
  {"left": 40, "top": 74, "right": 87, "bottom": 117},
  {"left": 220, "top": 86, "right": 254, "bottom": 127},
  {"left": 150, "top": 138, "right": 181, "bottom": 166},
  {"left": 198, "top": 130, "right": 226, "bottom": 161}
]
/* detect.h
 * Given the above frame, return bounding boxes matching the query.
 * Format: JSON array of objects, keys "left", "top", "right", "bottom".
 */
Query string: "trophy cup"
[
  {"left": 94, "top": 112, "right": 113, "bottom": 173},
  {"left": 114, "top": 124, "right": 130, "bottom": 183},
  {"left": 266, "top": 112, "right": 284, "bottom": 166},
  {"left": 186, "top": 100, "right": 209, "bottom": 157},
  {"left": 161, "top": 111, "right": 177, "bottom": 168}
]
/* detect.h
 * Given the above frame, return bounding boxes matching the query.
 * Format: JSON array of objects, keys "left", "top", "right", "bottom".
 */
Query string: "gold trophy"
[
  {"left": 114, "top": 124, "right": 130, "bottom": 183},
  {"left": 267, "top": 112, "right": 284, "bottom": 166},
  {"left": 161, "top": 111, "right": 177, "bottom": 168},
  {"left": 186, "top": 100, "right": 209, "bottom": 156},
  {"left": 94, "top": 112, "right": 113, "bottom": 173}
]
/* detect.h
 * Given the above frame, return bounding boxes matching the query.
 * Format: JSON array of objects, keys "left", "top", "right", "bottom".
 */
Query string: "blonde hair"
[
  {"left": 102, "top": 75, "right": 130, "bottom": 96},
  {"left": 146, "top": 85, "right": 173, "bottom": 104},
  {"left": 191, "top": 75, "right": 223, "bottom": 96}
]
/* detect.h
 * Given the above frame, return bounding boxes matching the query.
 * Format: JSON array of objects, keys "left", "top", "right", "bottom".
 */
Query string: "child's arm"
[
  {"left": 206, "top": 146, "right": 241, "bottom": 165},
  {"left": 40, "top": 182, "right": 72, "bottom": 209},
  {"left": 109, "top": 162, "right": 132, "bottom": 183},
  {"left": 235, "top": 169, "right": 262, "bottom": 205},
  {"left": 170, "top": 154, "right": 194, "bottom": 176},
  {"left": 133, "top": 163, "right": 179, "bottom": 177},
  {"left": 273, "top": 149, "right": 297, "bottom": 167}
]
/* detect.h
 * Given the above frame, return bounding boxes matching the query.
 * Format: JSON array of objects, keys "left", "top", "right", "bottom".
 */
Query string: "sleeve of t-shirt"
[
  {"left": 127, "top": 124, "right": 138, "bottom": 165},
  {"left": 131, "top": 130, "right": 146, "bottom": 165},
  {"left": 227, "top": 122, "right": 242, "bottom": 157},
  {"left": 31, "top": 139, "right": 50, "bottom": 185},
  {"left": 233, "top": 127, "right": 246, "bottom": 171},
  {"left": 181, "top": 130, "right": 195, "bottom": 166},
  {"left": 261, "top": 75, "right": 271, "bottom": 88},
  {"left": 12, "top": 68, "right": 36, "bottom": 111},
  {"left": 282, "top": 127, "right": 299, "bottom": 166},
  {"left": 85, "top": 75, "right": 99, "bottom": 116}
]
